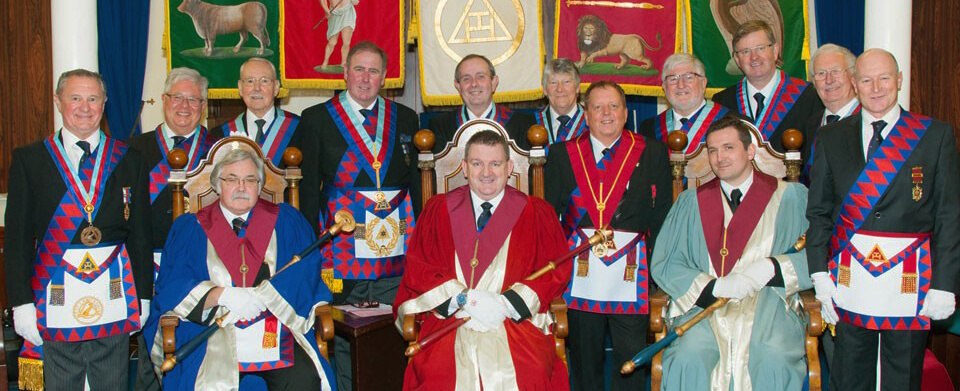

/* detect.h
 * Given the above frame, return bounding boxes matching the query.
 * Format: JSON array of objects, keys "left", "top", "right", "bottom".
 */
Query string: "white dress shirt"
[
  {"left": 220, "top": 202, "right": 252, "bottom": 229},
  {"left": 860, "top": 106, "right": 901, "bottom": 159},
  {"left": 60, "top": 128, "right": 102, "bottom": 170},
  {"left": 162, "top": 124, "right": 199, "bottom": 147},
  {"left": 549, "top": 105, "right": 581, "bottom": 140},
  {"left": 720, "top": 171, "right": 754, "bottom": 207},
  {"left": 235, "top": 107, "right": 276, "bottom": 141},
  {"left": 345, "top": 91, "right": 376, "bottom": 117},
  {"left": 745, "top": 71, "right": 781, "bottom": 118},
  {"left": 465, "top": 102, "right": 496, "bottom": 121},
  {"left": 470, "top": 189, "right": 505, "bottom": 227},
  {"left": 589, "top": 134, "right": 621, "bottom": 163},
  {"left": 822, "top": 98, "right": 860, "bottom": 126},
  {"left": 673, "top": 100, "right": 707, "bottom": 131}
]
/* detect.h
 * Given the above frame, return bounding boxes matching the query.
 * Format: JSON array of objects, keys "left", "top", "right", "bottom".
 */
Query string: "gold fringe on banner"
[
  {"left": 322, "top": 269, "right": 343, "bottom": 293},
  {"left": 18, "top": 358, "right": 44, "bottom": 391}
]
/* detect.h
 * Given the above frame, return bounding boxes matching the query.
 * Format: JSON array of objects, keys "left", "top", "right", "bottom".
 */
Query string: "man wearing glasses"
[
  {"left": 802, "top": 44, "right": 860, "bottom": 178},
  {"left": 639, "top": 53, "right": 728, "bottom": 152},
  {"left": 213, "top": 57, "right": 301, "bottom": 167},
  {"left": 128, "top": 66, "right": 221, "bottom": 390},
  {"left": 535, "top": 58, "right": 589, "bottom": 148},
  {"left": 143, "top": 148, "right": 336, "bottom": 390},
  {"left": 712, "top": 20, "right": 823, "bottom": 153}
]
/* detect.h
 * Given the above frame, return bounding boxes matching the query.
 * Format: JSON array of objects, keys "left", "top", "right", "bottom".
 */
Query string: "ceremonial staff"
[
  {"left": 404, "top": 227, "right": 613, "bottom": 357},
  {"left": 620, "top": 235, "right": 806, "bottom": 374},
  {"left": 160, "top": 210, "right": 357, "bottom": 372}
]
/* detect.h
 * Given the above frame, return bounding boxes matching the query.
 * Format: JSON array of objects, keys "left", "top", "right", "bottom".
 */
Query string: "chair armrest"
[
  {"left": 402, "top": 314, "right": 418, "bottom": 342},
  {"left": 549, "top": 298, "right": 568, "bottom": 339},
  {"left": 799, "top": 289, "right": 825, "bottom": 337},
  {"left": 649, "top": 289, "right": 669, "bottom": 334},
  {"left": 160, "top": 315, "right": 181, "bottom": 358},
  {"left": 314, "top": 305, "right": 334, "bottom": 359}
]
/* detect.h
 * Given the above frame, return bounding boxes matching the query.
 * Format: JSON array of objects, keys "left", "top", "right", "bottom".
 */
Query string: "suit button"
[{"left": 875, "top": 212, "right": 882, "bottom": 219}]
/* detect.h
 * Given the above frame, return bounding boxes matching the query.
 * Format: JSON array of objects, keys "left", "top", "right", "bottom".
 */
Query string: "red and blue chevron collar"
[{"left": 737, "top": 71, "right": 808, "bottom": 140}]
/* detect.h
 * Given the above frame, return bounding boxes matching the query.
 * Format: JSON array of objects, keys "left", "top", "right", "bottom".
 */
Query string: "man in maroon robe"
[{"left": 394, "top": 130, "right": 571, "bottom": 390}]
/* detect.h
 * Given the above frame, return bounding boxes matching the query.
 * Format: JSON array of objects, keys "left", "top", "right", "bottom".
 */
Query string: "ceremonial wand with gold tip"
[
  {"left": 620, "top": 235, "right": 806, "bottom": 375},
  {"left": 404, "top": 227, "right": 613, "bottom": 357},
  {"left": 160, "top": 210, "right": 357, "bottom": 373}
]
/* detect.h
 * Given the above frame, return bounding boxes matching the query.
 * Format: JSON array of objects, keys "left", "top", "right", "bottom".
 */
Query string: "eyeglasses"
[
  {"left": 813, "top": 68, "right": 847, "bottom": 80},
  {"left": 219, "top": 176, "right": 260, "bottom": 187},
  {"left": 734, "top": 43, "right": 775, "bottom": 57},
  {"left": 664, "top": 72, "right": 703, "bottom": 85},
  {"left": 241, "top": 77, "right": 276, "bottom": 87},
  {"left": 165, "top": 93, "right": 204, "bottom": 108}
]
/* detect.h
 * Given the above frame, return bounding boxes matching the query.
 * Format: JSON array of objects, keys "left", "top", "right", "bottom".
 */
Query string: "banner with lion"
[
  {"left": 555, "top": 0, "right": 682, "bottom": 96},
  {"left": 280, "top": 0, "right": 405, "bottom": 89},
  {"left": 686, "top": 0, "right": 810, "bottom": 93},
  {"left": 166, "top": 0, "right": 283, "bottom": 98}
]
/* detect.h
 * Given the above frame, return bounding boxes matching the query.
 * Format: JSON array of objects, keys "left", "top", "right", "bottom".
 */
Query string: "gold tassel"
[
  {"left": 262, "top": 332, "right": 278, "bottom": 349},
  {"left": 838, "top": 265, "right": 851, "bottom": 287},
  {"left": 576, "top": 259, "right": 589, "bottom": 277},
  {"left": 901, "top": 273, "right": 918, "bottom": 294},
  {"left": 18, "top": 358, "right": 44, "bottom": 391},
  {"left": 50, "top": 285, "right": 65, "bottom": 306},
  {"left": 624, "top": 264, "right": 637, "bottom": 282},
  {"left": 322, "top": 269, "right": 342, "bottom": 293},
  {"left": 110, "top": 278, "right": 122, "bottom": 299}
]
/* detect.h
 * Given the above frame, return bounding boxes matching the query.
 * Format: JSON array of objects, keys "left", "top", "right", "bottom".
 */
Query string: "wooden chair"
[
  {"left": 648, "top": 126, "right": 827, "bottom": 391},
  {"left": 159, "top": 136, "right": 334, "bottom": 363},
  {"left": 401, "top": 120, "right": 572, "bottom": 362}
]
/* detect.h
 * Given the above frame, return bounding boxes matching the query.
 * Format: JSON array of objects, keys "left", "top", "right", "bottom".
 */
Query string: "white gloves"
[
  {"left": 811, "top": 272, "right": 839, "bottom": 325},
  {"left": 218, "top": 287, "right": 266, "bottom": 323},
  {"left": 458, "top": 289, "right": 511, "bottom": 332},
  {"left": 140, "top": 299, "right": 151, "bottom": 324},
  {"left": 13, "top": 303, "right": 43, "bottom": 346},
  {"left": 920, "top": 289, "right": 956, "bottom": 320},
  {"left": 713, "top": 273, "right": 761, "bottom": 300},
  {"left": 741, "top": 259, "right": 776, "bottom": 288}
]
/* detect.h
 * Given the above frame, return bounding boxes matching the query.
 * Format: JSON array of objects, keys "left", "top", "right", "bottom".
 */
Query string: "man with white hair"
[
  {"left": 213, "top": 58, "right": 301, "bottom": 167},
  {"left": 5, "top": 68, "right": 153, "bottom": 389},
  {"left": 802, "top": 44, "right": 860, "bottom": 176},
  {"left": 535, "top": 58, "right": 588, "bottom": 147},
  {"left": 639, "top": 53, "right": 728, "bottom": 152},
  {"left": 128, "top": 66, "right": 221, "bottom": 390},
  {"left": 143, "top": 148, "right": 336, "bottom": 390}
]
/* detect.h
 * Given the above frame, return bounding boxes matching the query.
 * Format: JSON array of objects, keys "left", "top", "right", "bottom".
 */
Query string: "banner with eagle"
[
  {"left": 554, "top": 0, "right": 682, "bottom": 96},
  {"left": 165, "top": 0, "right": 283, "bottom": 98},
  {"left": 417, "top": 0, "right": 545, "bottom": 106},
  {"left": 686, "top": 0, "right": 810, "bottom": 93},
  {"left": 280, "top": 0, "right": 405, "bottom": 89}
]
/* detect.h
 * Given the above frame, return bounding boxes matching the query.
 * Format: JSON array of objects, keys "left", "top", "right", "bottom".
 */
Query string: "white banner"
[{"left": 417, "top": 0, "right": 545, "bottom": 105}]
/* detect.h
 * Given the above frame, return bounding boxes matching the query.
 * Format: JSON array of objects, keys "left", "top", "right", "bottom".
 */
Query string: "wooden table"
[{"left": 333, "top": 309, "right": 406, "bottom": 391}]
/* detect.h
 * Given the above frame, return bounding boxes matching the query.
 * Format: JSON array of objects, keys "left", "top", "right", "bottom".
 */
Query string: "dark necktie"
[
  {"left": 826, "top": 114, "right": 840, "bottom": 124},
  {"left": 76, "top": 140, "right": 92, "bottom": 165},
  {"left": 729, "top": 189, "right": 742, "bottom": 213},
  {"left": 476, "top": 202, "right": 493, "bottom": 232},
  {"left": 679, "top": 117, "right": 689, "bottom": 127},
  {"left": 172, "top": 135, "right": 186, "bottom": 149},
  {"left": 254, "top": 119, "right": 266, "bottom": 144},
  {"left": 753, "top": 92, "right": 765, "bottom": 122},
  {"left": 232, "top": 217, "right": 245, "bottom": 236},
  {"left": 557, "top": 115, "right": 571, "bottom": 129},
  {"left": 359, "top": 108, "right": 376, "bottom": 142},
  {"left": 867, "top": 120, "right": 886, "bottom": 160}
]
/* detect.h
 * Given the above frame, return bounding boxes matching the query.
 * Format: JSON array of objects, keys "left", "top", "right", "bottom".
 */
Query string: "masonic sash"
[
  {"left": 653, "top": 101, "right": 727, "bottom": 153},
  {"left": 321, "top": 94, "right": 415, "bottom": 281},
  {"left": 222, "top": 109, "right": 299, "bottom": 166},
  {"left": 456, "top": 104, "right": 514, "bottom": 128},
  {"left": 736, "top": 71, "right": 808, "bottom": 140},
  {"left": 827, "top": 110, "right": 933, "bottom": 330},
  {"left": 534, "top": 106, "right": 588, "bottom": 145},
  {"left": 148, "top": 125, "right": 214, "bottom": 204}
]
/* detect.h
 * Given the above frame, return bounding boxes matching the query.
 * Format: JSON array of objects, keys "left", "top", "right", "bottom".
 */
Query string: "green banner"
[
  {"left": 686, "top": 0, "right": 809, "bottom": 93},
  {"left": 166, "top": 0, "right": 283, "bottom": 98}
]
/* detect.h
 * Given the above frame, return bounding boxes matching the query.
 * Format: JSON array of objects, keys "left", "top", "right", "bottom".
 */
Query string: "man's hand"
[
  {"left": 811, "top": 272, "right": 839, "bottom": 325},
  {"left": 218, "top": 287, "right": 267, "bottom": 322},
  {"left": 920, "top": 289, "right": 956, "bottom": 320},
  {"left": 741, "top": 259, "right": 776, "bottom": 287},
  {"left": 713, "top": 273, "right": 761, "bottom": 300},
  {"left": 460, "top": 289, "right": 511, "bottom": 332},
  {"left": 13, "top": 303, "right": 43, "bottom": 346}
]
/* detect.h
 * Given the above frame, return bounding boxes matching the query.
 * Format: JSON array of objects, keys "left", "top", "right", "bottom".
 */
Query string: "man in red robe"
[{"left": 394, "top": 130, "right": 571, "bottom": 390}]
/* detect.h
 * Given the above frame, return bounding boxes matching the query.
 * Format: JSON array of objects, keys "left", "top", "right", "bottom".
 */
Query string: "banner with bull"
[
  {"left": 554, "top": 0, "right": 682, "bottom": 96},
  {"left": 280, "top": 0, "right": 405, "bottom": 89},
  {"left": 165, "top": 0, "right": 283, "bottom": 98},
  {"left": 686, "top": 0, "right": 810, "bottom": 93}
]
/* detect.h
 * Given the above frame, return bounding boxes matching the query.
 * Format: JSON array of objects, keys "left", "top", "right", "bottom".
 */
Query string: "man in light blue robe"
[{"left": 651, "top": 115, "right": 811, "bottom": 391}]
